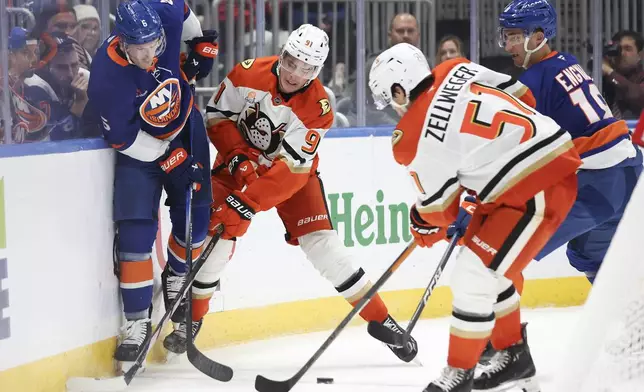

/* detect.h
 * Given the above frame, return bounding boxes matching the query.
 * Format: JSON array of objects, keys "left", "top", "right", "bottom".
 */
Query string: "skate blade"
[
  {"left": 116, "top": 360, "right": 146, "bottom": 375},
  {"left": 473, "top": 376, "right": 540, "bottom": 392},
  {"left": 164, "top": 350, "right": 183, "bottom": 364}
]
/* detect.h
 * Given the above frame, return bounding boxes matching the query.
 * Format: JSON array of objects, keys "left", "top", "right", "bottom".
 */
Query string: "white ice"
[{"left": 122, "top": 307, "right": 579, "bottom": 391}]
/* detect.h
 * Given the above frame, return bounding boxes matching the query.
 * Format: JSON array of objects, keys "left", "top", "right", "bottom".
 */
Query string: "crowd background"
[{"left": 1, "top": 0, "right": 643, "bottom": 144}]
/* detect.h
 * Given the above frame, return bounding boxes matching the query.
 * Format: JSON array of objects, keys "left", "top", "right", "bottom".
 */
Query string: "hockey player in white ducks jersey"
[
  {"left": 192, "top": 24, "right": 418, "bottom": 363},
  {"left": 368, "top": 43, "right": 582, "bottom": 391}
]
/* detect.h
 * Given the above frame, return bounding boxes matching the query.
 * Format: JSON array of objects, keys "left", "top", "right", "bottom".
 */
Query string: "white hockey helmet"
[
  {"left": 280, "top": 24, "right": 329, "bottom": 80},
  {"left": 368, "top": 43, "right": 431, "bottom": 110}
]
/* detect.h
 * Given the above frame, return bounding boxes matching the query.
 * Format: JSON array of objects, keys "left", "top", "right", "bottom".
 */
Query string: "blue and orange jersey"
[
  {"left": 520, "top": 51, "right": 640, "bottom": 169},
  {"left": 88, "top": 0, "right": 195, "bottom": 155}
]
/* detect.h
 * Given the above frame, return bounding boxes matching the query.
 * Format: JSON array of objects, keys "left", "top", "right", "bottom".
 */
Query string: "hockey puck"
[{"left": 317, "top": 377, "right": 334, "bottom": 384}]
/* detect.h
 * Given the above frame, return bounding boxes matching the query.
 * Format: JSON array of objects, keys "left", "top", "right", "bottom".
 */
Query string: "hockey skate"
[
  {"left": 473, "top": 324, "right": 539, "bottom": 391},
  {"left": 161, "top": 266, "right": 187, "bottom": 325},
  {"left": 424, "top": 366, "right": 475, "bottom": 392},
  {"left": 163, "top": 318, "right": 203, "bottom": 354},
  {"left": 479, "top": 341, "right": 496, "bottom": 365},
  {"left": 114, "top": 318, "right": 151, "bottom": 373},
  {"left": 161, "top": 266, "right": 203, "bottom": 355},
  {"left": 376, "top": 315, "right": 419, "bottom": 363},
  {"left": 478, "top": 322, "right": 528, "bottom": 366}
]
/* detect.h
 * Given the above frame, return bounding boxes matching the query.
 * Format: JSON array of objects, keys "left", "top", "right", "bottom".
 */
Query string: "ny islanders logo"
[{"left": 139, "top": 78, "right": 181, "bottom": 127}]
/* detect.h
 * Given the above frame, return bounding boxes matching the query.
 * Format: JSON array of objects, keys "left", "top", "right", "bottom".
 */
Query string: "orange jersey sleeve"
[{"left": 205, "top": 63, "right": 252, "bottom": 158}]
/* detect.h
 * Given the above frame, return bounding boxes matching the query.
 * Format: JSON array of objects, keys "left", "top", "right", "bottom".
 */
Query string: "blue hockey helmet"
[
  {"left": 498, "top": 0, "right": 557, "bottom": 47},
  {"left": 115, "top": 0, "right": 165, "bottom": 55}
]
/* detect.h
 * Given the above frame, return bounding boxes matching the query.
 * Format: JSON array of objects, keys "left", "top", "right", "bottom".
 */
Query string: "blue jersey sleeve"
[{"left": 87, "top": 64, "right": 139, "bottom": 150}]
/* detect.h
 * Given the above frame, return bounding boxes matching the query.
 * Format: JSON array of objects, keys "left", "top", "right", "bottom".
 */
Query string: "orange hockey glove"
[
  {"left": 226, "top": 149, "right": 260, "bottom": 188},
  {"left": 209, "top": 191, "right": 259, "bottom": 239},
  {"left": 410, "top": 205, "right": 446, "bottom": 248}
]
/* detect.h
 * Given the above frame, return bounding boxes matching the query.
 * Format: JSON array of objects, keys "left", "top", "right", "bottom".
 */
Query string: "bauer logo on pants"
[{"left": 0, "top": 178, "right": 9, "bottom": 340}]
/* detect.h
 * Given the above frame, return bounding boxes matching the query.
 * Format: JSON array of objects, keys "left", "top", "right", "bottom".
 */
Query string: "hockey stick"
[
  {"left": 367, "top": 234, "right": 460, "bottom": 348},
  {"left": 65, "top": 225, "right": 225, "bottom": 392},
  {"left": 183, "top": 181, "right": 234, "bottom": 382},
  {"left": 254, "top": 241, "right": 418, "bottom": 392}
]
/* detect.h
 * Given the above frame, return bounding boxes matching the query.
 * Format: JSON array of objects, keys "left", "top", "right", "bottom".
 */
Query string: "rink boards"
[{"left": 2, "top": 122, "right": 633, "bottom": 391}]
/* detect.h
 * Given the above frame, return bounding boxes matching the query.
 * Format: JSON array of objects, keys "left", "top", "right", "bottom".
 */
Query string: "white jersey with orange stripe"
[{"left": 392, "top": 60, "right": 582, "bottom": 227}]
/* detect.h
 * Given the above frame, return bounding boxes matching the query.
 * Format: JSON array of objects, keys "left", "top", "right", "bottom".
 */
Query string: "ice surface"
[{"left": 120, "top": 307, "right": 580, "bottom": 391}]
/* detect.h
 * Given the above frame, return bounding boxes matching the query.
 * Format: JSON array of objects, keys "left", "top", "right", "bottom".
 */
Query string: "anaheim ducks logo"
[
  {"left": 239, "top": 102, "right": 287, "bottom": 153},
  {"left": 139, "top": 78, "right": 181, "bottom": 128}
]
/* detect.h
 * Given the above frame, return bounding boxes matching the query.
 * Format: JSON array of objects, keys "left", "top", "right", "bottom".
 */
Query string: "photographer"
[{"left": 602, "top": 30, "right": 644, "bottom": 119}]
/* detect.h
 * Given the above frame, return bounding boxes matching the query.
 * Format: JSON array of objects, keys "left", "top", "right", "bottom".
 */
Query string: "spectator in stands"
[
  {"left": 32, "top": 2, "right": 77, "bottom": 37},
  {"left": 388, "top": 13, "right": 420, "bottom": 48},
  {"left": 32, "top": 2, "right": 93, "bottom": 69},
  {"left": 602, "top": 30, "right": 644, "bottom": 119},
  {"left": 333, "top": 13, "right": 422, "bottom": 126},
  {"left": 437, "top": 35, "right": 465, "bottom": 64},
  {"left": 73, "top": 4, "right": 101, "bottom": 62},
  {"left": 24, "top": 33, "right": 91, "bottom": 141},
  {"left": 1, "top": 27, "right": 48, "bottom": 144}
]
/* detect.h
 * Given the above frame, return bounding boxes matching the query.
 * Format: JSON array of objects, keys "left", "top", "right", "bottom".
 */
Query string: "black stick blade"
[
  {"left": 255, "top": 374, "right": 295, "bottom": 392},
  {"left": 367, "top": 320, "right": 405, "bottom": 347},
  {"left": 187, "top": 345, "right": 234, "bottom": 382}
]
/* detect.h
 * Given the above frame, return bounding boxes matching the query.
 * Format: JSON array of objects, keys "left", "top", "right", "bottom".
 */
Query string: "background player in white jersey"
[
  {"left": 197, "top": 24, "right": 418, "bottom": 363},
  {"left": 369, "top": 43, "right": 582, "bottom": 391}
]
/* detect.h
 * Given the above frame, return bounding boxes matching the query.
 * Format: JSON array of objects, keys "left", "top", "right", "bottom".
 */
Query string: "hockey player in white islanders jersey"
[{"left": 369, "top": 43, "right": 582, "bottom": 391}]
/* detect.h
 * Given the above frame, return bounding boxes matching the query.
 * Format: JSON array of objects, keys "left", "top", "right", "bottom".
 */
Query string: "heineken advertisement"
[{"left": 328, "top": 189, "right": 413, "bottom": 247}]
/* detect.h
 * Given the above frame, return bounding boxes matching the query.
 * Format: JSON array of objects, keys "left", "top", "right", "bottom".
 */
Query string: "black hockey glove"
[{"left": 182, "top": 30, "right": 219, "bottom": 82}]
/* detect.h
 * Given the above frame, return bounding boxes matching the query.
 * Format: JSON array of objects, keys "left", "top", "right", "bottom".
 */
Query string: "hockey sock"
[
  {"left": 191, "top": 280, "right": 219, "bottom": 321},
  {"left": 120, "top": 257, "right": 154, "bottom": 320},
  {"left": 352, "top": 291, "right": 388, "bottom": 323},
  {"left": 167, "top": 234, "right": 204, "bottom": 276}
]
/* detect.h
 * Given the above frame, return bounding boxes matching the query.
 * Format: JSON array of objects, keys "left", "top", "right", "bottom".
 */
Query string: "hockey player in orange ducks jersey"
[
  {"left": 191, "top": 24, "right": 418, "bottom": 363},
  {"left": 369, "top": 43, "right": 582, "bottom": 391}
]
